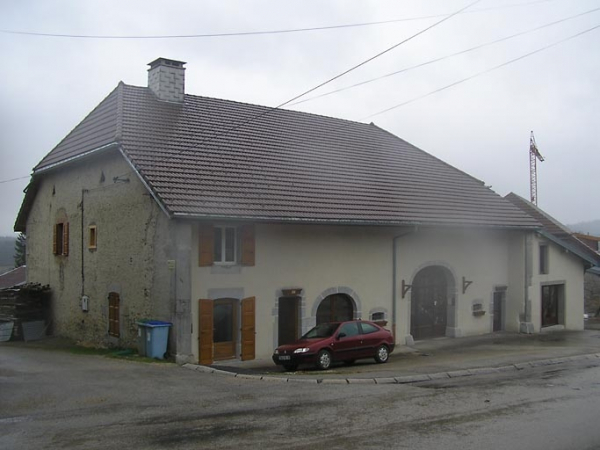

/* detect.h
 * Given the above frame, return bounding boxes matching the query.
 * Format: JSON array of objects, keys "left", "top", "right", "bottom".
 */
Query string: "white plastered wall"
[
  {"left": 190, "top": 224, "right": 525, "bottom": 361},
  {"left": 528, "top": 233, "right": 585, "bottom": 332}
]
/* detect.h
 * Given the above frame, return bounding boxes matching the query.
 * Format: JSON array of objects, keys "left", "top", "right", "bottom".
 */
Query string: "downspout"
[
  {"left": 81, "top": 189, "right": 87, "bottom": 297},
  {"left": 392, "top": 227, "right": 418, "bottom": 342}
]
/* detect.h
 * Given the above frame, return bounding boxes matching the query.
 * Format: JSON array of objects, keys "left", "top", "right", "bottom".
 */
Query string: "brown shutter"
[
  {"left": 52, "top": 224, "right": 58, "bottom": 255},
  {"left": 63, "top": 222, "right": 69, "bottom": 256},
  {"left": 240, "top": 296, "right": 255, "bottom": 361},
  {"left": 198, "top": 224, "right": 214, "bottom": 267},
  {"left": 108, "top": 292, "right": 120, "bottom": 337},
  {"left": 198, "top": 299, "right": 214, "bottom": 364},
  {"left": 240, "top": 224, "right": 255, "bottom": 266}
]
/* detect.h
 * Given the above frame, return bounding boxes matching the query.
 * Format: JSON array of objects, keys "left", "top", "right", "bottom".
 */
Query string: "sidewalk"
[{"left": 186, "top": 327, "right": 600, "bottom": 384}]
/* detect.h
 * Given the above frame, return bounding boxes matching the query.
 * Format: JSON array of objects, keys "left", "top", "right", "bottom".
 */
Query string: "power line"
[
  {"left": 361, "top": 24, "right": 600, "bottom": 122},
  {"left": 291, "top": 6, "right": 600, "bottom": 106},
  {"left": 0, "top": 0, "right": 557, "bottom": 40},
  {"left": 0, "top": 175, "right": 30, "bottom": 185},
  {"left": 189, "top": 0, "right": 483, "bottom": 152}
]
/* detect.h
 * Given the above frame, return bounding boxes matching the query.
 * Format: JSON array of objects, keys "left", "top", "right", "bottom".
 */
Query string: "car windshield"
[{"left": 302, "top": 323, "right": 340, "bottom": 339}]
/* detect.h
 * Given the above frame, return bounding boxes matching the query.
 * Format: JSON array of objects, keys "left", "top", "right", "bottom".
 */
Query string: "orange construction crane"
[{"left": 530, "top": 131, "right": 544, "bottom": 205}]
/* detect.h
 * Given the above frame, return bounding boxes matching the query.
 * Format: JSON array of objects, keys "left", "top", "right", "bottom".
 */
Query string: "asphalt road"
[{"left": 2, "top": 345, "right": 600, "bottom": 450}]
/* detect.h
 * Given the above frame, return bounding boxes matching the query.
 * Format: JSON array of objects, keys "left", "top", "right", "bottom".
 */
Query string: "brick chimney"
[{"left": 147, "top": 58, "right": 186, "bottom": 103}]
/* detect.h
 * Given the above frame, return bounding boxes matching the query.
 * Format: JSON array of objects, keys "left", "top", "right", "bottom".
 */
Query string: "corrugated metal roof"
[
  {"left": 0, "top": 266, "right": 26, "bottom": 290},
  {"left": 32, "top": 83, "right": 540, "bottom": 228}
]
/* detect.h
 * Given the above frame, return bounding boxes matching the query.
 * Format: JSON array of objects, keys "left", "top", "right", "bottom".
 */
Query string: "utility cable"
[
  {"left": 0, "top": 0, "right": 481, "bottom": 183},
  {"left": 189, "top": 0, "right": 482, "bottom": 152},
  {"left": 291, "top": 6, "right": 600, "bottom": 106},
  {"left": 361, "top": 24, "right": 600, "bottom": 121},
  {"left": 0, "top": 175, "right": 30, "bottom": 185},
  {"left": 0, "top": 0, "right": 557, "bottom": 40}
]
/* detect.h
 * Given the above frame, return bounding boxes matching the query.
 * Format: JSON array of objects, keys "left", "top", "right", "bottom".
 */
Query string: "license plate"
[{"left": 278, "top": 355, "right": 291, "bottom": 361}]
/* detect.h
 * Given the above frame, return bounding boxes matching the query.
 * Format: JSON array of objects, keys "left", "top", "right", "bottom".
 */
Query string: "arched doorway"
[
  {"left": 316, "top": 294, "right": 354, "bottom": 324},
  {"left": 410, "top": 266, "right": 455, "bottom": 340}
]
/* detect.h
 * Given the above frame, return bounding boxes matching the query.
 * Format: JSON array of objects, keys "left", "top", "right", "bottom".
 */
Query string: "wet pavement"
[{"left": 191, "top": 326, "right": 600, "bottom": 383}]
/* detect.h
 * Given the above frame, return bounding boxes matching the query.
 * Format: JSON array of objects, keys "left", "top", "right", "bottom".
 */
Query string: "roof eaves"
[
  {"left": 34, "top": 142, "right": 120, "bottom": 175},
  {"left": 538, "top": 229, "right": 598, "bottom": 266},
  {"left": 171, "top": 212, "right": 542, "bottom": 230}
]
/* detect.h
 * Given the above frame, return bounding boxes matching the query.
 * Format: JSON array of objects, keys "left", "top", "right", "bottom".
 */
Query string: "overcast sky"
[{"left": 1, "top": 0, "right": 598, "bottom": 236}]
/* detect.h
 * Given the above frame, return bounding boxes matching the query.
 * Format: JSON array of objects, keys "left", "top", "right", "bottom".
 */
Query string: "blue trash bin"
[
  {"left": 136, "top": 319, "right": 150, "bottom": 357},
  {"left": 138, "top": 320, "right": 172, "bottom": 359}
]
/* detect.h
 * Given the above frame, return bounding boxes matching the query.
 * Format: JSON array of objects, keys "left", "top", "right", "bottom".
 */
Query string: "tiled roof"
[
  {"left": 32, "top": 83, "right": 541, "bottom": 228},
  {"left": 505, "top": 193, "right": 600, "bottom": 265}
]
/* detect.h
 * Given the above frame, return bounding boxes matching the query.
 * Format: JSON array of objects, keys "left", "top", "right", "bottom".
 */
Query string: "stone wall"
[{"left": 25, "top": 150, "right": 174, "bottom": 349}]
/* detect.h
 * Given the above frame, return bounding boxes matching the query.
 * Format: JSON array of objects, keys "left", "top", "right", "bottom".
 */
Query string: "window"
[
  {"left": 371, "top": 312, "right": 385, "bottom": 322},
  {"left": 360, "top": 323, "right": 379, "bottom": 334},
  {"left": 88, "top": 226, "right": 97, "bottom": 249},
  {"left": 108, "top": 292, "right": 120, "bottom": 337},
  {"left": 53, "top": 222, "right": 69, "bottom": 256},
  {"left": 199, "top": 223, "right": 255, "bottom": 267},
  {"left": 338, "top": 322, "right": 360, "bottom": 337},
  {"left": 539, "top": 244, "right": 549, "bottom": 274},
  {"left": 214, "top": 226, "right": 236, "bottom": 263}
]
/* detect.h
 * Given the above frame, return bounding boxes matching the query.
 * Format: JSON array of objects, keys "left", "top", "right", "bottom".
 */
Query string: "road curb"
[{"left": 182, "top": 352, "right": 600, "bottom": 385}]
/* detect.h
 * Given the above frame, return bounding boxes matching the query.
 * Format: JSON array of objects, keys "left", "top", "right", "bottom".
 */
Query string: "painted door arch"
[
  {"left": 410, "top": 266, "right": 454, "bottom": 340},
  {"left": 316, "top": 293, "right": 354, "bottom": 324}
]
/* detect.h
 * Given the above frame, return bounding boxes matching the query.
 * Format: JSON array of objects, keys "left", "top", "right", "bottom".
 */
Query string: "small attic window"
[{"left": 88, "top": 226, "right": 97, "bottom": 250}]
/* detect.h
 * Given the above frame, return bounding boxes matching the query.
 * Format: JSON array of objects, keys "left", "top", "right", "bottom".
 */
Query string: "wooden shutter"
[
  {"left": 240, "top": 224, "right": 255, "bottom": 266},
  {"left": 198, "top": 299, "right": 214, "bottom": 364},
  {"left": 240, "top": 296, "right": 255, "bottom": 361},
  {"left": 52, "top": 224, "right": 58, "bottom": 255},
  {"left": 108, "top": 292, "right": 120, "bottom": 337},
  {"left": 62, "top": 222, "right": 69, "bottom": 256},
  {"left": 198, "top": 224, "right": 214, "bottom": 267}
]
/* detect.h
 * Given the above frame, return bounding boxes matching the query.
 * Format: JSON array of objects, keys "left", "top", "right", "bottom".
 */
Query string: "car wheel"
[
  {"left": 374, "top": 345, "right": 389, "bottom": 364},
  {"left": 283, "top": 364, "right": 298, "bottom": 372},
  {"left": 343, "top": 360, "right": 356, "bottom": 366},
  {"left": 316, "top": 349, "right": 332, "bottom": 370}
]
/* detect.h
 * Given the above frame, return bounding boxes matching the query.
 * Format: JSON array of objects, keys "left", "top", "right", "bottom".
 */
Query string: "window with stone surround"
[{"left": 53, "top": 221, "right": 69, "bottom": 256}]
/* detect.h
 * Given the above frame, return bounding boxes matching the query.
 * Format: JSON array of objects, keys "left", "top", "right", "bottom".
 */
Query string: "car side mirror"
[{"left": 337, "top": 332, "right": 346, "bottom": 340}]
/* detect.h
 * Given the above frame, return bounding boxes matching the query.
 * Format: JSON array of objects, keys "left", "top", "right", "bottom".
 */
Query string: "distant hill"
[{"left": 568, "top": 220, "right": 600, "bottom": 236}]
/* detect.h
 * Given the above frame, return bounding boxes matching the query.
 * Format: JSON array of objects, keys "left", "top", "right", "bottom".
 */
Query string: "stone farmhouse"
[{"left": 15, "top": 58, "right": 599, "bottom": 364}]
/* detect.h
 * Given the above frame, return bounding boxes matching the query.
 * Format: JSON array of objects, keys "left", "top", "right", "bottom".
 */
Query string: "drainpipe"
[
  {"left": 81, "top": 189, "right": 87, "bottom": 297},
  {"left": 392, "top": 227, "right": 418, "bottom": 342}
]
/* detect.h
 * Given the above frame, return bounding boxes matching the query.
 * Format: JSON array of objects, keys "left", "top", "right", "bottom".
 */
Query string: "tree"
[{"left": 14, "top": 233, "right": 26, "bottom": 267}]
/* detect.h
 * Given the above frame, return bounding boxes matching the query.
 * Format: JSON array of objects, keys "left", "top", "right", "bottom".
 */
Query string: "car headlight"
[
  {"left": 294, "top": 348, "right": 310, "bottom": 354},
  {"left": 274, "top": 349, "right": 279, "bottom": 355}
]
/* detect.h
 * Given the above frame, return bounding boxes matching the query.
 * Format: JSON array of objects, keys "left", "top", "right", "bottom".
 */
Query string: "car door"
[
  {"left": 331, "top": 322, "right": 362, "bottom": 361},
  {"left": 358, "top": 322, "right": 383, "bottom": 358}
]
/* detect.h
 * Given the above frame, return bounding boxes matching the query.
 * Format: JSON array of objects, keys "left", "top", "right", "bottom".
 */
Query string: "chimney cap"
[{"left": 147, "top": 58, "right": 187, "bottom": 71}]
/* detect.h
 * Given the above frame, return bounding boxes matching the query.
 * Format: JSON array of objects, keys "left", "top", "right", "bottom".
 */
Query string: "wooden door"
[
  {"left": 213, "top": 299, "right": 237, "bottom": 360},
  {"left": 198, "top": 299, "right": 213, "bottom": 364},
  {"left": 410, "top": 267, "right": 448, "bottom": 340},
  {"left": 493, "top": 291, "right": 504, "bottom": 332},
  {"left": 241, "top": 297, "right": 255, "bottom": 361},
  {"left": 278, "top": 296, "right": 299, "bottom": 345}
]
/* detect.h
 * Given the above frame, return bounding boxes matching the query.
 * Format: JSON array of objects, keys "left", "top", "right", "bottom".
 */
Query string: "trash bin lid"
[{"left": 143, "top": 320, "right": 173, "bottom": 327}]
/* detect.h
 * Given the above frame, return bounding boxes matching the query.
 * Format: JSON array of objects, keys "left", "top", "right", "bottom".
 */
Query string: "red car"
[{"left": 272, "top": 320, "right": 395, "bottom": 371}]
